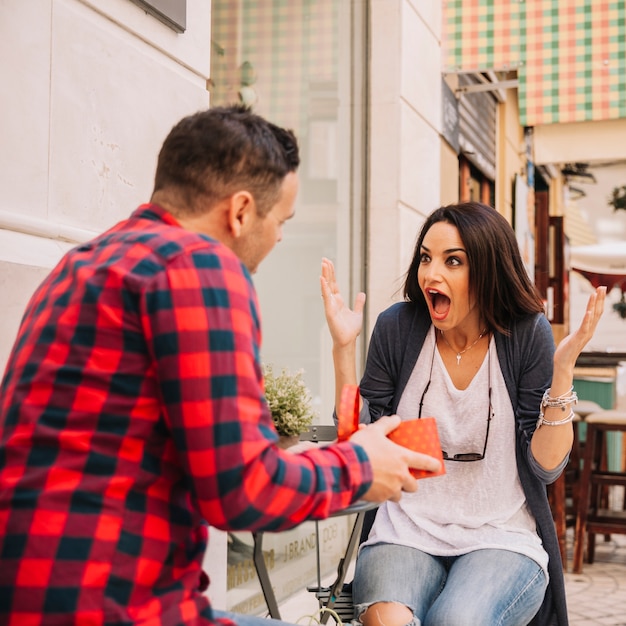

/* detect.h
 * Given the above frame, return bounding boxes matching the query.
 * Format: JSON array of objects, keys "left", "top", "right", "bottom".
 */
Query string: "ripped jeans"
[{"left": 352, "top": 543, "right": 547, "bottom": 626}]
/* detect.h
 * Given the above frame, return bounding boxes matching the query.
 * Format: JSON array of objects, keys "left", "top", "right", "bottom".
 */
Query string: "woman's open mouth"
[{"left": 427, "top": 289, "right": 451, "bottom": 320}]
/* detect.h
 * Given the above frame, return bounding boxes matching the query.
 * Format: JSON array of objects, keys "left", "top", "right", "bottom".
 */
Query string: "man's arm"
[{"left": 141, "top": 248, "right": 365, "bottom": 531}]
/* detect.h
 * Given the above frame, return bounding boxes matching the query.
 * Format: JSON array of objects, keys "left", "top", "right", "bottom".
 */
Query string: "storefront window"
[{"left": 210, "top": 0, "right": 365, "bottom": 613}]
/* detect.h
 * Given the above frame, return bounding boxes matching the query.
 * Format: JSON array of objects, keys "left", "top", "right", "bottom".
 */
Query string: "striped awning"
[{"left": 443, "top": 0, "right": 626, "bottom": 127}]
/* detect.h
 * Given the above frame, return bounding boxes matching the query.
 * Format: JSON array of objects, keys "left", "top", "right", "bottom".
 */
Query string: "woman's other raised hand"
[
  {"left": 320, "top": 257, "right": 366, "bottom": 347},
  {"left": 553, "top": 286, "right": 607, "bottom": 375}
]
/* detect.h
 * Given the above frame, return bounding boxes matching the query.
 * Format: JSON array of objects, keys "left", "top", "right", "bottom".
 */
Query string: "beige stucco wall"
[
  {"left": 534, "top": 118, "right": 626, "bottom": 165},
  {"left": 496, "top": 87, "right": 526, "bottom": 222}
]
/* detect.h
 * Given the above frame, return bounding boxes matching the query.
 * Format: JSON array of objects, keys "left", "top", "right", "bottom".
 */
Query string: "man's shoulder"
[{"left": 100, "top": 204, "right": 245, "bottom": 277}]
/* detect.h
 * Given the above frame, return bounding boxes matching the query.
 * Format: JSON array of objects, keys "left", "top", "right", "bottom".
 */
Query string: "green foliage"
[
  {"left": 263, "top": 364, "right": 316, "bottom": 436},
  {"left": 608, "top": 185, "right": 626, "bottom": 212},
  {"left": 613, "top": 292, "right": 626, "bottom": 319}
]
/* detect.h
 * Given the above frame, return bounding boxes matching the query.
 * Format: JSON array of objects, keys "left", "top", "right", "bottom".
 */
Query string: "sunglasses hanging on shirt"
[{"left": 418, "top": 332, "right": 493, "bottom": 462}]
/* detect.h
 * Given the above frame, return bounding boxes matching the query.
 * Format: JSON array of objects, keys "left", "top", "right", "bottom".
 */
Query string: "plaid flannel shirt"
[{"left": 0, "top": 205, "right": 372, "bottom": 625}]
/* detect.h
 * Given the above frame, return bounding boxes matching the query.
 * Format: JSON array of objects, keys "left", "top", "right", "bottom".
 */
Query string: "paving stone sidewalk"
[{"left": 564, "top": 531, "right": 626, "bottom": 626}]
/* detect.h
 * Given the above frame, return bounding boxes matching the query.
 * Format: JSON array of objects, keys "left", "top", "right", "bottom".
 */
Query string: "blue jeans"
[
  {"left": 212, "top": 609, "right": 297, "bottom": 626},
  {"left": 352, "top": 543, "right": 547, "bottom": 626}
]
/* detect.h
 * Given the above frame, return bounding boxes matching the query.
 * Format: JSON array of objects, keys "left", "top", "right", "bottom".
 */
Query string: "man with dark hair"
[{"left": 0, "top": 105, "right": 439, "bottom": 626}]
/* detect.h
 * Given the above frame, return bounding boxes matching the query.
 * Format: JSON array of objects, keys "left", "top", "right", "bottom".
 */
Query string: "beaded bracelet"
[
  {"left": 536, "top": 409, "right": 576, "bottom": 430},
  {"left": 535, "top": 387, "right": 578, "bottom": 430},
  {"left": 541, "top": 387, "right": 578, "bottom": 410}
]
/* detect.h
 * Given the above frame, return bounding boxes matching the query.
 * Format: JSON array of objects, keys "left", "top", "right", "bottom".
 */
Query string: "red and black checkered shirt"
[{"left": 0, "top": 205, "right": 372, "bottom": 625}]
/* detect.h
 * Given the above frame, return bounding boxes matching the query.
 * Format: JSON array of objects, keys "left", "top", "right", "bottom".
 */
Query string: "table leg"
[
  {"left": 315, "top": 521, "right": 322, "bottom": 611},
  {"left": 252, "top": 532, "right": 281, "bottom": 619}
]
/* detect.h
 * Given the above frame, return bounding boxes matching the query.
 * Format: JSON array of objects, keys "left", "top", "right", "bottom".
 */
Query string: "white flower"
[{"left": 263, "top": 364, "right": 316, "bottom": 436}]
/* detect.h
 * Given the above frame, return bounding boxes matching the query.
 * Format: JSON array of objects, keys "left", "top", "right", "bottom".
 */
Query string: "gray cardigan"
[{"left": 358, "top": 302, "right": 567, "bottom": 626}]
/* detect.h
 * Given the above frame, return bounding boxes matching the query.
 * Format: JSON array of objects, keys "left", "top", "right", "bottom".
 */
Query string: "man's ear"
[{"left": 227, "top": 191, "right": 255, "bottom": 237}]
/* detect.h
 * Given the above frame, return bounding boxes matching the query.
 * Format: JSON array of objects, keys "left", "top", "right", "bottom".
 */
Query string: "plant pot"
[{"left": 277, "top": 434, "right": 300, "bottom": 449}]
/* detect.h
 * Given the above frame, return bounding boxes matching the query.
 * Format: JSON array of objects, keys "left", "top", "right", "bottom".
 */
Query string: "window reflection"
[{"left": 210, "top": 0, "right": 361, "bottom": 613}]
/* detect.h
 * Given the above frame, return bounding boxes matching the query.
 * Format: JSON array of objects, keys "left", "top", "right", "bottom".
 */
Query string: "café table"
[{"left": 252, "top": 499, "right": 378, "bottom": 621}]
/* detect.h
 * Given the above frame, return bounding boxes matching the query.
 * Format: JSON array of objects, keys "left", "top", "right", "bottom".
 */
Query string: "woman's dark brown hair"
[{"left": 403, "top": 202, "right": 545, "bottom": 334}]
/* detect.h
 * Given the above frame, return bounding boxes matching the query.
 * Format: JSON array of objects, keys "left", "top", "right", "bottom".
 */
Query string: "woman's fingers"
[
  {"left": 578, "top": 286, "right": 606, "bottom": 342},
  {"left": 554, "top": 286, "right": 607, "bottom": 368},
  {"left": 590, "top": 285, "right": 607, "bottom": 325},
  {"left": 352, "top": 291, "right": 367, "bottom": 315},
  {"left": 321, "top": 257, "right": 339, "bottom": 295},
  {"left": 320, "top": 258, "right": 366, "bottom": 346}
]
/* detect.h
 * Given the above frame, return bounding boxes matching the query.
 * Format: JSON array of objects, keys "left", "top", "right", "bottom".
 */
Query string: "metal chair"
[
  {"left": 254, "top": 424, "right": 368, "bottom": 623},
  {"left": 300, "top": 424, "right": 368, "bottom": 624}
]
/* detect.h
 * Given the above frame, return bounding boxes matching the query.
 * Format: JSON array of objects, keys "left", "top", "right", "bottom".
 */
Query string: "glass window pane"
[{"left": 210, "top": 0, "right": 363, "bottom": 614}]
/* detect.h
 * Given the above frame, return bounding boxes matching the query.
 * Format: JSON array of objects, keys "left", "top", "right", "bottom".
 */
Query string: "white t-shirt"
[{"left": 363, "top": 327, "right": 549, "bottom": 576}]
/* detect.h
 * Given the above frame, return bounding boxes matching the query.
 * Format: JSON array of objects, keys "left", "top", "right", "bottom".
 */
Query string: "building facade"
[{"left": 2, "top": 0, "right": 625, "bottom": 614}]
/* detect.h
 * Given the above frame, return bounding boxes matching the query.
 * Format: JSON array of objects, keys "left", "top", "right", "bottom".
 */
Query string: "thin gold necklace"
[{"left": 440, "top": 328, "right": 488, "bottom": 365}]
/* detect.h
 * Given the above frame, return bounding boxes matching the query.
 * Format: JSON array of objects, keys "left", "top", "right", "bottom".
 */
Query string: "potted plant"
[{"left": 263, "top": 364, "right": 316, "bottom": 448}]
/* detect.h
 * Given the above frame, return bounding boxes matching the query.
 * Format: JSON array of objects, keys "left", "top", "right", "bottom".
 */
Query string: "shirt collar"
[{"left": 131, "top": 203, "right": 182, "bottom": 228}]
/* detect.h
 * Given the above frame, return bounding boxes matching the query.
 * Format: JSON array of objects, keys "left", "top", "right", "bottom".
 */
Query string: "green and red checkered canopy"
[{"left": 443, "top": 0, "right": 626, "bottom": 126}]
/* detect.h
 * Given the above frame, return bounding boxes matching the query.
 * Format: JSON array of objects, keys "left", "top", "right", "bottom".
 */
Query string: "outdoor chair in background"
[
  {"left": 549, "top": 399, "right": 605, "bottom": 568},
  {"left": 572, "top": 410, "right": 626, "bottom": 574}
]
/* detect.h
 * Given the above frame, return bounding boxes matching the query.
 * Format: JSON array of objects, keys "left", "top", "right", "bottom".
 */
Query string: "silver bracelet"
[
  {"left": 536, "top": 409, "right": 576, "bottom": 430},
  {"left": 541, "top": 387, "right": 578, "bottom": 410}
]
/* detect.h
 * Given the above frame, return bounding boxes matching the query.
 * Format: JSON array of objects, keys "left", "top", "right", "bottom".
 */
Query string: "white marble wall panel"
[
  {"left": 1, "top": 0, "right": 212, "bottom": 237},
  {"left": 368, "top": 0, "right": 442, "bottom": 323},
  {"left": 83, "top": 0, "right": 212, "bottom": 77},
  {"left": 401, "top": 1, "right": 441, "bottom": 132},
  {"left": 406, "top": 0, "right": 441, "bottom": 38},
  {"left": 399, "top": 202, "right": 424, "bottom": 279},
  {"left": 0, "top": 0, "right": 53, "bottom": 220},
  {"left": 0, "top": 261, "right": 57, "bottom": 373},
  {"left": 48, "top": 0, "right": 211, "bottom": 233},
  {"left": 368, "top": 1, "right": 401, "bottom": 317},
  {"left": 399, "top": 101, "right": 440, "bottom": 217},
  {"left": 0, "top": 0, "right": 213, "bottom": 358}
]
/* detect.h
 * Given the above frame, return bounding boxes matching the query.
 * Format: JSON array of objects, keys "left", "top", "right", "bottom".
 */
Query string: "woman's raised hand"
[
  {"left": 320, "top": 258, "right": 366, "bottom": 347},
  {"left": 554, "top": 286, "right": 607, "bottom": 373},
  {"left": 532, "top": 286, "right": 606, "bottom": 468}
]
